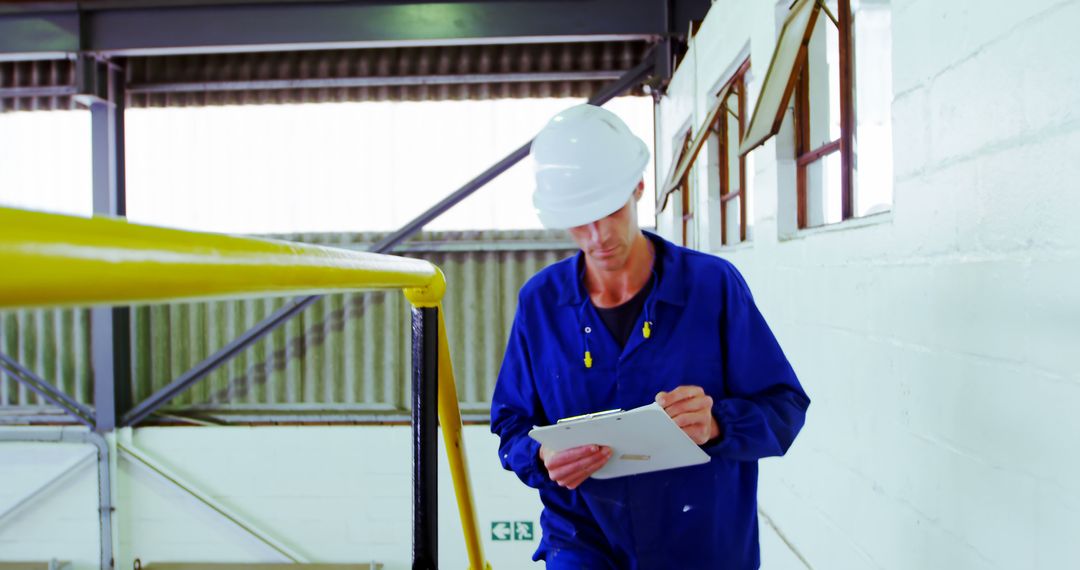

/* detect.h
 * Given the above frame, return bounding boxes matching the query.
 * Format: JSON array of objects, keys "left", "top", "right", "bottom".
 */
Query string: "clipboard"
[{"left": 528, "top": 403, "right": 710, "bottom": 479}]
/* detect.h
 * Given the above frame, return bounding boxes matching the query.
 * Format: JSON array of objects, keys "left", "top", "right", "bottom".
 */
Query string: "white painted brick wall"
[
  {"left": 657, "top": 0, "right": 1080, "bottom": 568},
  {"left": 0, "top": 427, "right": 545, "bottom": 570},
  {"left": 0, "top": 442, "right": 100, "bottom": 567}
]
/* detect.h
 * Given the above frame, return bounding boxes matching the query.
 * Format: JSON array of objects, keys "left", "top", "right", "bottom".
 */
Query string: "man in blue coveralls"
[{"left": 490, "top": 104, "right": 810, "bottom": 569}]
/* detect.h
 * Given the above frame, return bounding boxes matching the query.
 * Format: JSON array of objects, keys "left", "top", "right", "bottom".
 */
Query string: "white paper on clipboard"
[{"left": 528, "top": 403, "right": 710, "bottom": 479}]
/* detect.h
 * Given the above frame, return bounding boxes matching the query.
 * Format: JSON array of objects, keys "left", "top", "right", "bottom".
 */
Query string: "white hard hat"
[{"left": 530, "top": 104, "right": 650, "bottom": 229}]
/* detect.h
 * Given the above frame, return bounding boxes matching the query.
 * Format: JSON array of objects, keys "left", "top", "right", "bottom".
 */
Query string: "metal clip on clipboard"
[{"left": 556, "top": 408, "right": 624, "bottom": 424}]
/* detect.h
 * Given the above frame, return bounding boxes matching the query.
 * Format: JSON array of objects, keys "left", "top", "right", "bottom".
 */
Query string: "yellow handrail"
[
  {"left": 2, "top": 206, "right": 490, "bottom": 569},
  {"left": 0, "top": 206, "right": 439, "bottom": 308}
]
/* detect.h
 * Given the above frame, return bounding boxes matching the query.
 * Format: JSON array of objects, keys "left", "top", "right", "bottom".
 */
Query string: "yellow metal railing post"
[
  {"left": 405, "top": 272, "right": 491, "bottom": 570},
  {"left": 435, "top": 301, "right": 491, "bottom": 570}
]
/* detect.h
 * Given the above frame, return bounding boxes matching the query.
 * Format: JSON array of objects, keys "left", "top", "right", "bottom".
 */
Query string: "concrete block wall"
[{"left": 656, "top": 0, "right": 1080, "bottom": 568}]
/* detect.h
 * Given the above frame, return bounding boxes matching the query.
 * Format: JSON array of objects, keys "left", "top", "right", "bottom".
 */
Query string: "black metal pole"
[{"left": 411, "top": 306, "right": 439, "bottom": 570}]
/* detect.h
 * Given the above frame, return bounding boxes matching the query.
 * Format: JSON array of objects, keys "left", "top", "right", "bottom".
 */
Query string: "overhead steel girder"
[
  {"left": 0, "top": 10, "right": 78, "bottom": 59},
  {"left": 0, "top": 0, "right": 710, "bottom": 59}
]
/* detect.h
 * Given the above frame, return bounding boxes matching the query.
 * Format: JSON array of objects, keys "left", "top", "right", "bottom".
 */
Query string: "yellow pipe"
[
  {"left": 404, "top": 278, "right": 489, "bottom": 570},
  {"left": 435, "top": 301, "right": 491, "bottom": 570},
  {"left": 0, "top": 207, "right": 439, "bottom": 309}
]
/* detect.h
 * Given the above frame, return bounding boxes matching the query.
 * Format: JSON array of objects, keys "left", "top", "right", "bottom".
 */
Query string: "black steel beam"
[
  {"left": 411, "top": 306, "right": 439, "bottom": 570},
  {"left": 0, "top": 0, "right": 712, "bottom": 59},
  {"left": 0, "top": 11, "right": 79, "bottom": 56},
  {"left": 126, "top": 70, "right": 627, "bottom": 95},
  {"left": 120, "top": 46, "right": 657, "bottom": 427},
  {"left": 0, "top": 352, "right": 96, "bottom": 428}
]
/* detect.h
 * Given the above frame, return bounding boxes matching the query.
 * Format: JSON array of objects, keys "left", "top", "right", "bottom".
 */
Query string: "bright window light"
[
  {"left": 0, "top": 97, "right": 655, "bottom": 234},
  {"left": 0, "top": 110, "right": 93, "bottom": 217}
]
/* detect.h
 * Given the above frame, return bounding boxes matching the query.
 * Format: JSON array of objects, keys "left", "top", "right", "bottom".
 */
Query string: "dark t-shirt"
[{"left": 592, "top": 255, "right": 660, "bottom": 348}]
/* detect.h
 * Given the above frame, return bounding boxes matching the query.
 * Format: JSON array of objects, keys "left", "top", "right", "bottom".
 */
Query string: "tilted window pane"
[
  {"left": 740, "top": 0, "right": 821, "bottom": 155},
  {"left": 659, "top": 85, "right": 732, "bottom": 205}
]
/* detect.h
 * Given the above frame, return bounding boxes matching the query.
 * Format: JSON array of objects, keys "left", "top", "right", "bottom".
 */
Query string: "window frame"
[
  {"left": 674, "top": 128, "right": 695, "bottom": 246},
  {"left": 741, "top": 0, "right": 866, "bottom": 230},
  {"left": 658, "top": 61, "right": 752, "bottom": 248},
  {"left": 793, "top": 0, "right": 855, "bottom": 228},
  {"left": 714, "top": 59, "right": 751, "bottom": 246}
]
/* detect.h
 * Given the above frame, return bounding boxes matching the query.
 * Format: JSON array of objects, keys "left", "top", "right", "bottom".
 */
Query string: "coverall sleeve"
[
  {"left": 490, "top": 306, "right": 554, "bottom": 489},
  {"left": 706, "top": 266, "right": 810, "bottom": 461}
]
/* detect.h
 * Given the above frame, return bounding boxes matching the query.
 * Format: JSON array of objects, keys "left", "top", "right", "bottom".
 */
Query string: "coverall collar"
[{"left": 556, "top": 230, "right": 686, "bottom": 307}]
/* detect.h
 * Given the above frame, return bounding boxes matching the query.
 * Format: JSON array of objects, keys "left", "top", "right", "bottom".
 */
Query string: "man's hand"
[
  {"left": 539, "top": 444, "right": 612, "bottom": 490},
  {"left": 656, "top": 385, "right": 722, "bottom": 445}
]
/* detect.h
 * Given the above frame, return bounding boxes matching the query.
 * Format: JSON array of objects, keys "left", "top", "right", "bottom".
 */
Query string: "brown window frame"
[
  {"left": 674, "top": 129, "right": 695, "bottom": 246},
  {"left": 715, "top": 59, "right": 751, "bottom": 245},
  {"left": 740, "top": 0, "right": 859, "bottom": 230},
  {"left": 794, "top": 0, "right": 855, "bottom": 228},
  {"left": 658, "top": 60, "right": 752, "bottom": 248},
  {"left": 657, "top": 128, "right": 693, "bottom": 243}
]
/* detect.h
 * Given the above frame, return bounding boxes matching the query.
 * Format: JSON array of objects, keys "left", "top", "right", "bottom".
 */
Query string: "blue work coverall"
[{"left": 490, "top": 231, "right": 809, "bottom": 569}]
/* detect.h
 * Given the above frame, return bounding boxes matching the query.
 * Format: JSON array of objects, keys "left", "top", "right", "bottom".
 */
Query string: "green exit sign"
[{"left": 491, "top": 521, "right": 535, "bottom": 541}]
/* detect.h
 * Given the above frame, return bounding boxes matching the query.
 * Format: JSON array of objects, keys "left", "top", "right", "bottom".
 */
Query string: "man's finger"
[
  {"left": 561, "top": 473, "right": 589, "bottom": 489},
  {"left": 553, "top": 459, "right": 609, "bottom": 488},
  {"left": 682, "top": 428, "right": 709, "bottom": 445},
  {"left": 551, "top": 447, "right": 611, "bottom": 481},
  {"left": 545, "top": 445, "right": 601, "bottom": 469},
  {"left": 672, "top": 412, "right": 708, "bottom": 429},
  {"left": 548, "top": 451, "right": 604, "bottom": 479},
  {"left": 547, "top": 447, "right": 611, "bottom": 480},
  {"left": 673, "top": 419, "right": 709, "bottom": 442},
  {"left": 562, "top": 450, "right": 612, "bottom": 488},
  {"left": 561, "top": 463, "right": 599, "bottom": 489},
  {"left": 564, "top": 467, "right": 599, "bottom": 489},
  {"left": 655, "top": 385, "right": 705, "bottom": 407},
  {"left": 663, "top": 395, "right": 713, "bottom": 418}
]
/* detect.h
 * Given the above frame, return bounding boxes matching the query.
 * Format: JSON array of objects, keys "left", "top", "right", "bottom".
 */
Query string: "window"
[
  {"left": 742, "top": 0, "right": 893, "bottom": 229},
  {"left": 711, "top": 60, "right": 751, "bottom": 246},
  {"left": 677, "top": 130, "right": 695, "bottom": 247},
  {"left": 125, "top": 98, "right": 657, "bottom": 233},
  {"left": 658, "top": 59, "right": 753, "bottom": 249},
  {"left": 0, "top": 110, "right": 92, "bottom": 217},
  {"left": 659, "top": 127, "right": 695, "bottom": 246}
]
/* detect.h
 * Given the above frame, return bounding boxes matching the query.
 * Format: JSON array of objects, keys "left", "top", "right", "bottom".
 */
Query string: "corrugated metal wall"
[
  {"left": 0, "top": 308, "right": 92, "bottom": 407},
  {"left": 0, "top": 41, "right": 650, "bottom": 112},
  {"left": 0, "top": 230, "right": 575, "bottom": 421}
]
